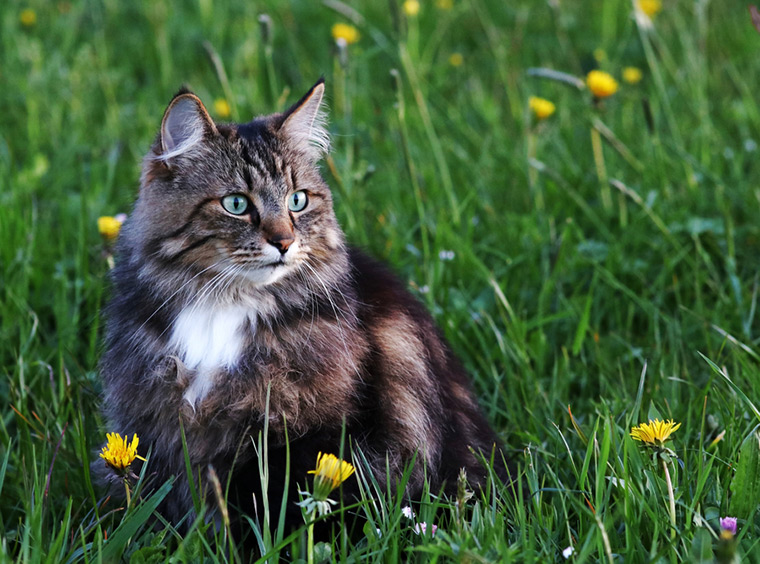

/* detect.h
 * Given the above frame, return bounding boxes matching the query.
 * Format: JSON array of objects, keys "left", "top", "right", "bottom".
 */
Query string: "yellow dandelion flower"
[
  {"left": 630, "top": 419, "right": 681, "bottom": 446},
  {"left": 637, "top": 0, "right": 662, "bottom": 18},
  {"left": 448, "top": 53, "right": 464, "bottom": 67},
  {"left": 331, "top": 23, "right": 360, "bottom": 45},
  {"left": 622, "top": 67, "right": 643, "bottom": 84},
  {"left": 529, "top": 96, "right": 556, "bottom": 120},
  {"left": 632, "top": 418, "right": 680, "bottom": 537},
  {"left": 437, "top": 0, "right": 453, "bottom": 9},
  {"left": 308, "top": 452, "right": 355, "bottom": 500},
  {"left": 100, "top": 432, "right": 145, "bottom": 473},
  {"left": 403, "top": 0, "right": 421, "bottom": 17},
  {"left": 214, "top": 98, "right": 231, "bottom": 118},
  {"left": 97, "top": 216, "right": 123, "bottom": 241},
  {"left": 20, "top": 8, "right": 37, "bottom": 27},
  {"left": 586, "top": 70, "right": 619, "bottom": 99}
]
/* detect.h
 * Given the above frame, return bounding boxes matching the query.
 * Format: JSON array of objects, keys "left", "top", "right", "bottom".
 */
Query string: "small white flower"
[
  {"left": 562, "top": 545, "right": 575, "bottom": 559},
  {"left": 401, "top": 506, "right": 415, "bottom": 519},
  {"left": 744, "top": 139, "right": 757, "bottom": 152},
  {"left": 438, "top": 250, "right": 455, "bottom": 261}
]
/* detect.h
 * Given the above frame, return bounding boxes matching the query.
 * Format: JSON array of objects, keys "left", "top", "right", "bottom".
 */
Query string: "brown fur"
[{"left": 96, "top": 80, "right": 509, "bottom": 540}]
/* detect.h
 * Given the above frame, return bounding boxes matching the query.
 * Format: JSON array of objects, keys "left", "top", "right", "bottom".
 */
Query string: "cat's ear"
[
  {"left": 278, "top": 79, "right": 329, "bottom": 162},
  {"left": 157, "top": 90, "right": 218, "bottom": 163}
]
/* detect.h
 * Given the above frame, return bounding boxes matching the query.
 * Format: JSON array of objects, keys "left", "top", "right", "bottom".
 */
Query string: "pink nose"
[{"left": 268, "top": 233, "right": 294, "bottom": 254}]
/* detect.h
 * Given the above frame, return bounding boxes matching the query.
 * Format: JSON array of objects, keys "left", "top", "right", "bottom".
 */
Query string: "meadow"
[{"left": 1, "top": 0, "right": 760, "bottom": 561}]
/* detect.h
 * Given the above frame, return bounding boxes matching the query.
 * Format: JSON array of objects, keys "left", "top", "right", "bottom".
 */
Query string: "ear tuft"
[
  {"left": 279, "top": 80, "right": 329, "bottom": 162},
  {"left": 157, "top": 92, "right": 217, "bottom": 163}
]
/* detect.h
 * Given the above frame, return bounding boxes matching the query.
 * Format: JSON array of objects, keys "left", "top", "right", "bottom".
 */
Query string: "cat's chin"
[{"left": 239, "top": 262, "right": 293, "bottom": 287}]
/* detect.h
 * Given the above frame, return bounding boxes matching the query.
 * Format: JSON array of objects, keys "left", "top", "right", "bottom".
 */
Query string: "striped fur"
[{"left": 97, "top": 80, "right": 509, "bottom": 538}]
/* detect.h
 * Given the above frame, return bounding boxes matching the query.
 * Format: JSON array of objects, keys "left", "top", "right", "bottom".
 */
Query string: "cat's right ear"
[
  {"left": 278, "top": 79, "right": 329, "bottom": 162},
  {"left": 156, "top": 91, "right": 218, "bottom": 164}
]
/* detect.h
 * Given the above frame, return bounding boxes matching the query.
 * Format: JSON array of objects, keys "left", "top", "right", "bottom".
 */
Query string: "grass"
[{"left": 2, "top": 0, "right": 760, "bottom": 561}]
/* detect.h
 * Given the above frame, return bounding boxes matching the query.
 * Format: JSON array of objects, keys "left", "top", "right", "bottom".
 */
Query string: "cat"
[{"left": 97, "top": 79, "right": 509, "bottom": 536}]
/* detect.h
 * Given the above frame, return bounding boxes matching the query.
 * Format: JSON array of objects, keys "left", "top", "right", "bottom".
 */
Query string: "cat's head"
[{"left": 126, "top": 80, "right": 345, "bottom": 297}]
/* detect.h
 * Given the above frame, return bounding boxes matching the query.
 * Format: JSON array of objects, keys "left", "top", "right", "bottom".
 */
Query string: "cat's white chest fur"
[{"left": 169, "top": 302, "right": 254, "bottom": 405}]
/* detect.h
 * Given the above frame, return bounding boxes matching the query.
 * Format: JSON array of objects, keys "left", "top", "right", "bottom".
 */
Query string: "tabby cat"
[{"left": 98, "top": 79, "right": 508, "bottom": 533}]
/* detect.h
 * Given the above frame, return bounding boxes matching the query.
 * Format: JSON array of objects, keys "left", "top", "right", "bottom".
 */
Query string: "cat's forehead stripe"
[
  {"left": 241, "top": 152, "right": 291, "bottom": 196},
  {"left": 249, "top": 139, "right": 279, "bottom": 179},
  {"left": 287, "top": 164, "right": 297, "bottom": 191},
  {"left": 234, "top": 120, "right": 280, "bottom": 179},
  {"left": 241, "top": 166, "right": 253, "bottom": 191},
  {"left": 240, "top": 144, "right": 272, "bottom": 180}
]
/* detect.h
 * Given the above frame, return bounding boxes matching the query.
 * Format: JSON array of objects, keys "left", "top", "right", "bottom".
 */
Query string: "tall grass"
[{"left": 2, "top": 0, "right": 760, "bottom": 561}]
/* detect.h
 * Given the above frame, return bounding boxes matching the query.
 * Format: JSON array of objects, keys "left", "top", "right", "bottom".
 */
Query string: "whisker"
[
  {"left": 303, "top": 255, "right": 360, "bottom": 315},
  {"left": 133, "top": 259, "right": 227, "bottom": 335},
  {"left": 293, "top": 268, "right": 319, "bottom": 341},
  {"left": 299, "top": 261, "right": 358, "bottom": 375}
]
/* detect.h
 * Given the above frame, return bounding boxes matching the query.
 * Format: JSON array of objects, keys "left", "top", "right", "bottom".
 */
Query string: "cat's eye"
[
  {"left": 287, "top": 190, "right": 308, "bottom": 212},
  {"left": 221, "top": 194, "right": 249, "bottom": 215}
]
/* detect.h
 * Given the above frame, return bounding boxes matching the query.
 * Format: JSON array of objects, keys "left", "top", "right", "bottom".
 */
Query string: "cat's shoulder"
[
  {"left": 346, "top": 246, "right": 428, "bottom": 318},
  {"left": 347, "top": 246, "right": 403, "bottom": 293}
]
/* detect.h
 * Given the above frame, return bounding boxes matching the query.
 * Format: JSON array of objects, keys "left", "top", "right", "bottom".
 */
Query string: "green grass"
[{"left": 2, "top": 0, "right": 760, "bottom": 561}]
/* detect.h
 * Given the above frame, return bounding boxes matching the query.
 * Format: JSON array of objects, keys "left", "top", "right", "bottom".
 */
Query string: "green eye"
[
  {"left": 288, "top": 190, "right": 308, "bottom": 212},
  {"left": 221, "top": 194, "right": 249, "bottom": 215}
]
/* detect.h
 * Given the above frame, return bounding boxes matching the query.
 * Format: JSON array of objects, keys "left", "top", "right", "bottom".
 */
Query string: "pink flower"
[
  {"left": 720, "top": 516, "right": 738, "bottom": 536},
  {"left": 414, "top": 522, "right": 438, "bottom": 537}
]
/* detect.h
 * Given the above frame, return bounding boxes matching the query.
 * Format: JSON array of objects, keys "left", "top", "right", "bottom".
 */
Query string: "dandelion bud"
[{"left": 586, "top": 70, "right": 619, "bottom": 99}]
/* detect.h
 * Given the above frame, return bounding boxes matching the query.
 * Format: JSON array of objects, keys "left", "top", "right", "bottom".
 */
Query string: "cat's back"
[
  {"left": 345, "top": 246, "right": 506, "bottom": 485},
  {"left": 346, "top": 245, "right": 479, "bottom": 396},
  {"left": 347, "top": 245, "right": 455, "bottom": 370}
]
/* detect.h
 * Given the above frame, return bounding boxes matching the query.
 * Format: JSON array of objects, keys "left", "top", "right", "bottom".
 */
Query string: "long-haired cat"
[{"left": 98, "top": 79, "right": 508, "bottom": 536}]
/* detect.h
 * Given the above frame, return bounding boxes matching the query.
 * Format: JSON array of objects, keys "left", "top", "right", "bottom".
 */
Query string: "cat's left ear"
[{"left": 278, "top": 79, "right": 329, "bottom": 162}]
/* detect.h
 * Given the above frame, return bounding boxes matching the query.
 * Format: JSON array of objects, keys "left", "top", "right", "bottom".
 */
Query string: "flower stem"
[
  {"left": 661, "top": 458, "right": 676, "bottom": 540},
  {"left": 526, "top": 129, "right": 545, "bottom": 213},
  {"left": 307, "top": 509, "right": 315, "bottom": 564},
  {"left": 123, "top": 479, "right": 131, "bottom": 509},
  {"left": 590, "top": 125, "right": 611, "bottom": 213}
]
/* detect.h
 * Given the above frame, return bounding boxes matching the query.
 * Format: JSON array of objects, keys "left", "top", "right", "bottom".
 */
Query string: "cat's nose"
[
  {"left": 268, "top": 233, "right": 294, "bottom": 254},
  {"left": 262, "top": 217, "right": 295, "bottom": 254}
]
